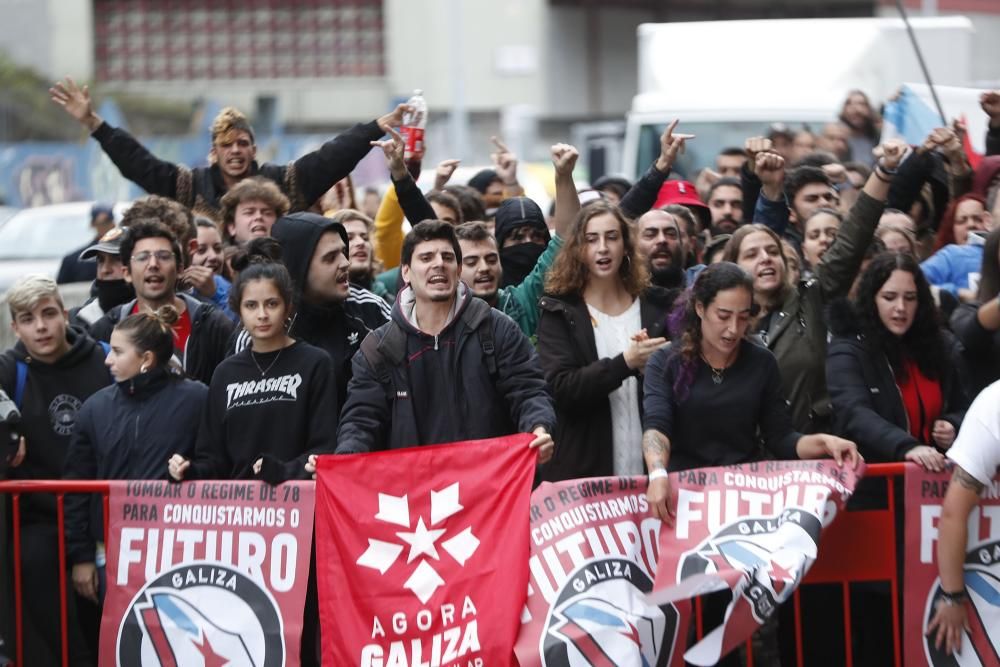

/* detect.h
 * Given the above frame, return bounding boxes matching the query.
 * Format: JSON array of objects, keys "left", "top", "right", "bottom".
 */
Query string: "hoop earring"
[{"left": 140, "top": 365, "right": 149, "bottom": 374}]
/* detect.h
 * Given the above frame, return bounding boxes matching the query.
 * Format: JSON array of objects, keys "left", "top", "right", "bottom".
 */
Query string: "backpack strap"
[
  {"left": 461, "top": 299, "right": 498, "bottom": 381},
  {"left": 359, "top": 322, "right": 408, "bottom": 387},
  {"left": 14, "top": 360, "right": 27, "bottom": 411}
]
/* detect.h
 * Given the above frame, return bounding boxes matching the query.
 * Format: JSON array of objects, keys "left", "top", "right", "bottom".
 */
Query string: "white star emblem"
[
  {"left": 396, "top": 517, "right": 446, "bottom": 563},
  {"left": 356, "top": 483, "right": 480, "bottom": 603}
]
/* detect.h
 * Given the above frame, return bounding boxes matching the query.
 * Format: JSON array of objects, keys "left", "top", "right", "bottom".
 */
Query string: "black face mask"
[
  {"left": 500, "top": 242, "right": 546, "bottom": 288},
  {"left": 95, "top": 279, "right": 135, "bottom": 312}
]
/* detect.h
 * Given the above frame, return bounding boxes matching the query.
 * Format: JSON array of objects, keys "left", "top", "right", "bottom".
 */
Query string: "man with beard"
[
  {"left": 636, "top": 209, "right": 687, "bottom": 289},
  {"left": 50, "top": 77, "right": 409, "bottom": 217},
  {"left": 705, "top": 177, "right": 744, "bottom": 235},
  {"left": 89, "top": 222, "right": 235, "bottom": 385},
  {"left": 69, "top": 227, "right": 135, "bottom": 329}
]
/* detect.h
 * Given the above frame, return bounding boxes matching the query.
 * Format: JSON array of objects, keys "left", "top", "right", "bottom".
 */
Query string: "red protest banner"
[
  {"left": 650, "top": 460, "right": 862, "bottom": 666},
  {"left": 515, "top": 476, "right": 689, "bottom": 667},
  {"left": 98, "top": 480, "right": 315, "bottom": 666},
  {"left": 315, "top": 434, "right": 537, "bottom": 667},
  {"left": 903, "top": 465, "right": 1000, "bottom": 666}
]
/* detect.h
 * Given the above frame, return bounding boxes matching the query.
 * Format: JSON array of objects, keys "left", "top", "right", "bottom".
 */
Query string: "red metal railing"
[{"left": 0, "top": 465, "right": 907, "bottom": 667}]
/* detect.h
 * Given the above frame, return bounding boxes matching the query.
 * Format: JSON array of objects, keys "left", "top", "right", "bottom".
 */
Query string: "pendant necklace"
[
  {"left": 251, "top": 347, "right": 284, "bottom": 377},
  {"left": 701, "top": 354, "right": 728, "bottom": 385}
]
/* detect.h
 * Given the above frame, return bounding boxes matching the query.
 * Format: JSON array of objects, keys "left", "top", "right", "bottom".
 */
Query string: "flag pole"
[{"left": 894, "top": 0, "right": 948, "bottom": 125}]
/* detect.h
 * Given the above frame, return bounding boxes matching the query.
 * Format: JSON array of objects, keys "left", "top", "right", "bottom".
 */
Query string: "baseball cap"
[{"left": 80, "top": 227, "right": 125, "bottom": 261}]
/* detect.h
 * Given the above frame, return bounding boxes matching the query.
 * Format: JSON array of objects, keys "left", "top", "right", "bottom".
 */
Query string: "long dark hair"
[
  {"left": 229, "top": 237, "right": 294, "bottom": 315},
  {"left": 544, "top": 202, "right": 649, "bottom": 297},
  {"left": 977, "top": 226, "right": 1000, "bottom": 302},
  {"left": 667, "top": 262, "right": 755, "bottom": 401},
  {"left": 851, "top": 252, "right": 946, "bottom": 380}
]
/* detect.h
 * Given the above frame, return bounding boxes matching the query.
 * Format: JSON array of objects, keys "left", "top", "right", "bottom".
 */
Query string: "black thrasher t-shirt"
[{"left": 190, "top": 341, "right": 338, "bottom": 481}]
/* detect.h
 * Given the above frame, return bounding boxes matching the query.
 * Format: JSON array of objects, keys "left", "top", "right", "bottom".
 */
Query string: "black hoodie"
[
  {"left": 268, "top": 212, "right": 390, "bottom": 407},
  {"left": 0, "top": 327, "right": 112, "bottom": 523},
  {"left": 493, "top": 197, "right": 551, "bottom": 288}
]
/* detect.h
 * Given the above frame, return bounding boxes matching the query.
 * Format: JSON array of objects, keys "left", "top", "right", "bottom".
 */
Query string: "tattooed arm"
[
  {"left": 927, "top": 465, "right": 983, "bottom": 655},
  {"left": 643, "top": 429, "right": 674, "bottom": 524}
]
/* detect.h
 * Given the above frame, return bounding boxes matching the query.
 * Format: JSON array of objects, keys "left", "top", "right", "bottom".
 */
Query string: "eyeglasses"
[{"left": 131, "top": 250, "right": 176, "bottom": 264}]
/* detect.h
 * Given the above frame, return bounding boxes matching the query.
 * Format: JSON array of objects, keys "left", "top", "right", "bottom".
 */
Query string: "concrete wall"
[{"left": 0, "top": 0, "right": 92, "bottom": 81}]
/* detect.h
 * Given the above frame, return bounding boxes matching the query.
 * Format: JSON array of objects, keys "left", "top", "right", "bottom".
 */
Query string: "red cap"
[{"left": 653, "top": 180, "right": 707, "bottom": 212}]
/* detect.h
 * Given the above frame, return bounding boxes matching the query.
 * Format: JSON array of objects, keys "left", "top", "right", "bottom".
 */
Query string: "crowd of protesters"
[{"left": 0, "top": 79, "right": 998, "bottom": 666}]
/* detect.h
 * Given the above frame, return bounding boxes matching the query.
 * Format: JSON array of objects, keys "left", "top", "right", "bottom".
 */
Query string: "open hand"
[
  {"left": 927, "top": 598, "right": 969, "bottom": 656},
  {"left": 50, "top": 77, "right": 102, "bottom": 132},
  {"left": 905, "top": 445, "right": 946, "bottom": 473}
]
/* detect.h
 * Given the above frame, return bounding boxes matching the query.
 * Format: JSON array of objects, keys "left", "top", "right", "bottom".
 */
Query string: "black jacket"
[
  {"left": 535, "top": 287, "right": 677, "bottom": 481},
  {"left": 268, "top": 212, "right": 391, "bottom": 408},
  {"left": 950, "top": 301, "right": 1000, "bottom": 394},
  {"left": 91, "top": 119, "right": 386, "bottom": 215},
  {"left": 337, "top": 286, "right": 555, "bottom": 453},
  {"left": 63, "top": 368, "right": 206, "bottom": 564},
  {"left": 89, "top": 293, "right": 235, "bottom": 386},
  {"left": 826, "top": 300, "right": 969, "bottom": 462},
  {"left": 0, "top": 328, "right": 112, "bottom": 523},
  {"left": 56, "top": 240, "right": 98, "bottom": 285}
]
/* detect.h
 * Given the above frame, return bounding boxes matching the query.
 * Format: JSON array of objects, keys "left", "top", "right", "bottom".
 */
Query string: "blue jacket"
[
  {"left": 63, "top": 368, "right": 207, "bottom": 564},
  {"left": 920, "top": 244, "right": 983, "bottom": 295}
]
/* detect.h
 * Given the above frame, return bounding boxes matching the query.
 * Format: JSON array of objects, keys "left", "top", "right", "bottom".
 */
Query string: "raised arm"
[
  {"left": 293, "top": 104, "right": 409, "bottom": 207},
  {"left": 491, "top": 137, "right": 525, "bottom": 200},
  {"left": 619, "top": 119, "right": 690, "bottom": 219},
  {"left": 51, "top": 76, "right": 183, "bottom": 201},
  {"left": 550, "top": 143, "right": 580, "bottom": 238},
  {"left": 372, "top": 127, "right": 436, "bottom": 224},
  {"left": 816, "top": 139, "right": 905, "bottom": 300}
]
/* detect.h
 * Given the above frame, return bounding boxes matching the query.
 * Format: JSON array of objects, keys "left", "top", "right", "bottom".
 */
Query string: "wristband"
[
  {"left": 940, "top": 589, "right": 968, "bottom": 605},
  {"left": 648, "top": 468, "right": 669, "bottom": 482},
  {"left": 876, "top": 161, "right": 898, "bottom": 176}
]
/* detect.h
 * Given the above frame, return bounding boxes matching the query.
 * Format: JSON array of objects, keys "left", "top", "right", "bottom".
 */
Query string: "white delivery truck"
[{"left": 620, "top": 16, "right": 975, "bottom": 180}]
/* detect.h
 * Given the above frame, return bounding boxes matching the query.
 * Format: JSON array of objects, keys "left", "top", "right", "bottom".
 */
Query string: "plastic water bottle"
[{"left": 400, "top": 89, "right": 427, "bottom": 179}]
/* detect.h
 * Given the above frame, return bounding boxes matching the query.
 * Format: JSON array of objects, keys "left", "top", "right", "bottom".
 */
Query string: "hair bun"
[
  {"left": 231, "top": 236, "right": 283, "bottom": 272},
  {"left": 153, "top": 304, "right": 180, "bottom": 327}
]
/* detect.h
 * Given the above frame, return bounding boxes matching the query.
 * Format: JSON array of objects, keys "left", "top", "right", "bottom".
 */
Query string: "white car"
[{"left": 0, "top": 201, "right": 131, "bottom": 292}]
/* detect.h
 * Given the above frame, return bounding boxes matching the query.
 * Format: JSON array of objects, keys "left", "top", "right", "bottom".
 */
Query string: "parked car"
[{"left": 0, "top": 201, "right": 130, "bottom": 292}]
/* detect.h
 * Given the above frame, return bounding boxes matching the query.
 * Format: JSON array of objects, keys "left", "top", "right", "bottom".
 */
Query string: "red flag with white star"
[{"left": 315, "top": 434, "right": 537, "bottom": 666}]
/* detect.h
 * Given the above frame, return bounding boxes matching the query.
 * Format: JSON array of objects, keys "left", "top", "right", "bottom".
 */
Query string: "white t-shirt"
[
  {"left": 947, "top": 380, "right": 1000, "bottom": 487},
  {"left": 588, "top": 299, "right": 643, "bottom": 476}
]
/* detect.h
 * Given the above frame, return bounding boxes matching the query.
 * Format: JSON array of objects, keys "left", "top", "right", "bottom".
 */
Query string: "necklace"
[
  {"left": 701, "top": 354, "right": 729, "bottom": 385},
  {"left": 251, "top": 346, "right": 285, "bottom": 377}
]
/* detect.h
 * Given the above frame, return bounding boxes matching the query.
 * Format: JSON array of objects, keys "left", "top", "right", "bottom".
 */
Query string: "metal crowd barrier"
[{"left": 0, "top": 464, "right": 906, "bottom": 667}]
